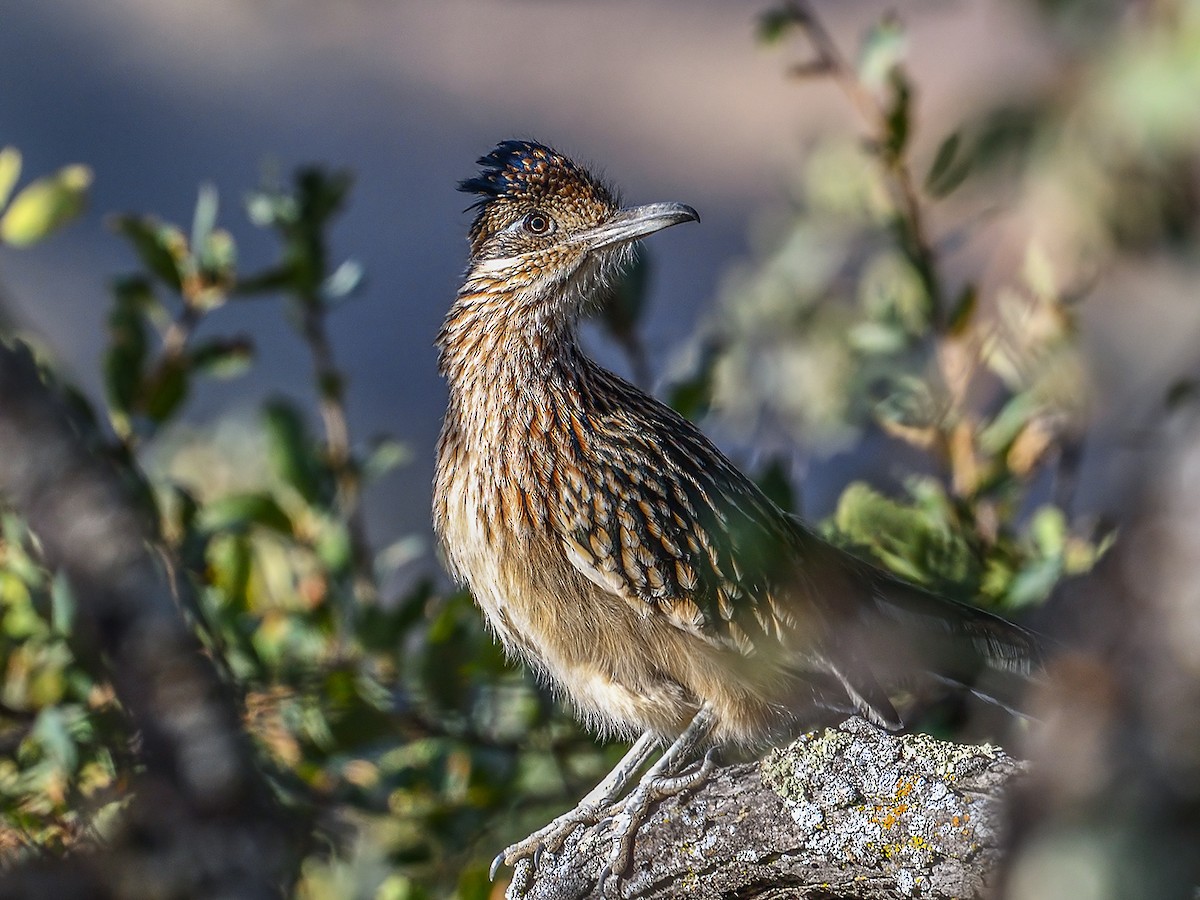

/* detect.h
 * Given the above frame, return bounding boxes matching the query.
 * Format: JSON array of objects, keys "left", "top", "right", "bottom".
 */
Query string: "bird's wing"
[
  {"left": 553, "top": 381, "right": 815, "bottom": 658},
  {"left": 553, "top": 396, "right": 908, "bottom": 730},
  {"left": 550, "top": 372, "right": 934, "bottom": 727}
]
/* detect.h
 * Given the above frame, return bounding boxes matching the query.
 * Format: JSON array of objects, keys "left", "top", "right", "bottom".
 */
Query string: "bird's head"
[{"left": 457, "top": 140, "right": 698, "bottom": 312}]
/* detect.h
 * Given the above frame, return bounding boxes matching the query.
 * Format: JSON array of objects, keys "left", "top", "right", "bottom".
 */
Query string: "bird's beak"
[{"left": 574, "top": 202, "right": 700, "bottom": 252}]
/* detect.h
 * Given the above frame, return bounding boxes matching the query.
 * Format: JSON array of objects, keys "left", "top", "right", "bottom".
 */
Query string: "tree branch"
[{"left": 512, "top": 718, "right": 1021, "bottom": 900}]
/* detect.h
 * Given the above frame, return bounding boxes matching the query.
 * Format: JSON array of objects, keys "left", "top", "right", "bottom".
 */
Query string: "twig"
[
  {"left": 159, "top": 302, "right": 201, "bottom": 364},
  {"left": 785, "top": 1, "right": 889, "bottom": 131},
  {"left": 785, "top": 0, "right": 945, "bottom": 328},
  {"left": 297, "top": 300, "right": 378, "bottom": 610},
  {"left": 783, "top": 1, "right": 968, "bottom": 491}
]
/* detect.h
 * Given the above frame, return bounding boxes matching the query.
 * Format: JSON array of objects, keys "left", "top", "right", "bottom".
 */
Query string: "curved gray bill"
[{"left": 574, "top": 202, "right": 700, "bottom": 252}]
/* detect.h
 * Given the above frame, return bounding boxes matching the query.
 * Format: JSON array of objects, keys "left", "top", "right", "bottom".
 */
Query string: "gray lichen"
[{"left": 760, "top": 718, "right": 1022, "bottom": 897}]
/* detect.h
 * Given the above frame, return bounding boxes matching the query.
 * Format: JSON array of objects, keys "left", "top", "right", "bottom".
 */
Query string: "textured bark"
[
  {"left": 0, "top": 341, "right": 298, "bottom": 899},
  {"left": 512, "top": 717, "right": 1022, "bottom": 900}
]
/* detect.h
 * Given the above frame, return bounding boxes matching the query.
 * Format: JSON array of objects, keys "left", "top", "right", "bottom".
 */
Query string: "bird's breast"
[
  {"left": 434, "top": 381, "right": 578, "bottom": 649},
  {"left": 433, "top": 381, "right": 809, "bottom": 744}
]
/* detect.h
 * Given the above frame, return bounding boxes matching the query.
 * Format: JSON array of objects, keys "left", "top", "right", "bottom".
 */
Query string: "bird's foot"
[
  {"left": 489, "top": 799, "right": 607, "bottom": 882},
  {"left": 596, "top": 748, "right": 720, "bottom": 895},
  {"left": 490, "top": 731, "right": 662, "bottom": 890}
]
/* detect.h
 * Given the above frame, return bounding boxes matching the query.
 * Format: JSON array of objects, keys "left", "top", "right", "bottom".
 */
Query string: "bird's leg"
[
  {"left": 491, "top": 730, "right": 660, "bottom": 880},
  {"left": 599, "top": 706, "right": 718, "bottom": 890}
]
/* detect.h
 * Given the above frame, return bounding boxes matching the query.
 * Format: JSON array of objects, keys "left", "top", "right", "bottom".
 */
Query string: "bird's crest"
[{"left": 458, "top": 140, "right": 618, "bottom": 253}]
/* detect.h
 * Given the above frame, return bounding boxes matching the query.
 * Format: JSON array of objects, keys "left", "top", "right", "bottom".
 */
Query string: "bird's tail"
[
  {"left": 805, "top": 540, "right": 1046, "bottom": 730},
  {"left": 865, "top": 570, "right": 1047, "bottom": 728},
  {"left": 870, "top": 573, "right": 1044, "bottom": 675}
]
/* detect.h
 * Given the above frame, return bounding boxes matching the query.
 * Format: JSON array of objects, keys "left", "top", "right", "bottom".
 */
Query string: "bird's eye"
[{"left": 523, "top": 212, "right": 552, "bottom": 235}]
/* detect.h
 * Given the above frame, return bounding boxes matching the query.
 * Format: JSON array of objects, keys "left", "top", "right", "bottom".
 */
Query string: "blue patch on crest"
[{"left": 457, "top": 140, "right": 557, "bottom": 205}]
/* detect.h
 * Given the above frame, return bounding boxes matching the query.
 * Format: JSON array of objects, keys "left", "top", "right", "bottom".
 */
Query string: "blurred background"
[
  {"left": 5, "top": 0, "right": 1156, "bottom": 550},
  {"left": 2, "top": 0, "right": 1199, "bottom": 898}
]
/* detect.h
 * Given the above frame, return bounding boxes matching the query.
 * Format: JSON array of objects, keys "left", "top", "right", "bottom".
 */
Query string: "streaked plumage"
[{"left": 433, "top": 140, "right": 1040, "bottom": 879}]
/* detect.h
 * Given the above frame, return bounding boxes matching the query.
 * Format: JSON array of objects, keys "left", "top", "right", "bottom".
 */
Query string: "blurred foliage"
[
  {"left": 1, "top": 0, "right": 1199, "bottom": 896},
  {"left": 688, "top": 0, "right": 1188, "bottom": 611}
]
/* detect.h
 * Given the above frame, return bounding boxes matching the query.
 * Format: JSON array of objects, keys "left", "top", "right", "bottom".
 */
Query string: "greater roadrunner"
[{"left": 434, "top": 140, "right": 1040, "bottom": 887}]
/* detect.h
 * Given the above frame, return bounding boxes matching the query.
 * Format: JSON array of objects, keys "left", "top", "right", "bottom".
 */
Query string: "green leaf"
[
  {"left": 112, "top": 215, "right": 186, "bottom": 292},
  {"left": 103, "top": 283, "right": 151, "bottom": 419},
  {"left": 872, "top": 375, "right": 939, "bottom": 431},
  {"left": 197, "top": 228, "right": 237, "bottom": 282},
  {"left": 848, "top": 320, "right": 908, "bottom": 354},
  {"left": 31, "top": 708, "right": 77, "bottom": 772},
  {"left": 858, "top": 15, "right": 907, "bottom": 92},
  {"left": 199, "top": 492, "right": 293, "bottom": 535},
  {"left": 924, "top": 131, "right": 972, "bottom": 198},
  {"left": 831, "top": 479, "right": 979, "bottom": 593},
  {"left": 315, "top": 520, "right": 352, "bottom": 573},
  {"left": 263, "top": 399, "right": 326, "bottom": 505},
  {"left": 376, "top": 873, "right": 423, "bottom": 900},
  {"left": 1005, "top": 555, "right": 1062, "bottom": 608},
  {"left": 0, "top": 146, "right": 22, "bottom": 210},
  {"left": 190, "top": 183, "right": 219, "bottom": 261},
  {"left": 321, "top": 259, "right": 364, "bottom": 301},
  {"left": 858, "top": 251, "right": 927, "bottom": 336},
  {"left": 978, "top": 392, "right": 1039, "bottom": 456},
  {"left": 946, "top": 283, "right": 978, "bottom": 336},
  {"left": 375, "top": 535, "right": 424, "bottom": 582},
  {"left": 49, "top": 573, "right": 76, "bottom": 635},
  {"left": 1029, "top": 505, "right": 1067, "bottom": 557},
  {"left": 758, "top": 7, "right": 800, "bottom": 44},
  {"left": 189, "top": 337, "right": 254, "bottom": 380},
  {"left": 0, "top": 164, "right": 91, "bottom": 246},
  {"left": 882, "top": 68, "right": 912, "bottom": 162},
  {"left": 833, "top": 482, "right": 933, "bottom": 584},
  {"left": 142, "top": 358, "right": 189, "bottom": 423},
  {"left": 925, "top": 132, "right": 960, "bottom": 190},
  {"left": 111, "top": 272, "right": 161, "bottom": 312},
  {"left": 971, "top": 105, "right": 1040, "bottom": 172},
  {"left": 245, "top": 189, "right": 293, "bottom": 229},
  {"left": 364, "top": 436, "right": 411, "bottom": 480},
  {"left": 207, "top": 533, "right": 252, "bottom": 604}
]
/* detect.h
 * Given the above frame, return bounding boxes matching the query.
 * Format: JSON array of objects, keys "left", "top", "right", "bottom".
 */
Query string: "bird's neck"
[{"left": 437, "top": 274, "right": 590, "bottom": 408}]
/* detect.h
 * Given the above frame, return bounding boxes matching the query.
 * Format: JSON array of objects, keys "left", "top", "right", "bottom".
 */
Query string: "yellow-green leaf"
[
  {"left": 0, "top": 146, "right": 22, "bottom": 210},
  {"left": 0, "top": 164, "right": 92, "bottom": 246}
]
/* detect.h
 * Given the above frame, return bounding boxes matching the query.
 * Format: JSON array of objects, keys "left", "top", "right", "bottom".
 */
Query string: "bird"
[{"left": 433, "top": 140, "right": 1041, "bottom": 888}]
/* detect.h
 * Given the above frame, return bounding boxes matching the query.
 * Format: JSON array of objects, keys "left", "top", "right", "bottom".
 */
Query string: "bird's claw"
[
  {"left": 489, "top": 851, "right": 506, "bottom": 882},
  {"left": 488, "top": 801, "right": 605, "bottom": 884},
  {"left": 492, "top": 726, "right": 720, "bottom": 894},
  {"left": 596, "top": 862, "right": 617, "bottom": 898}
]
